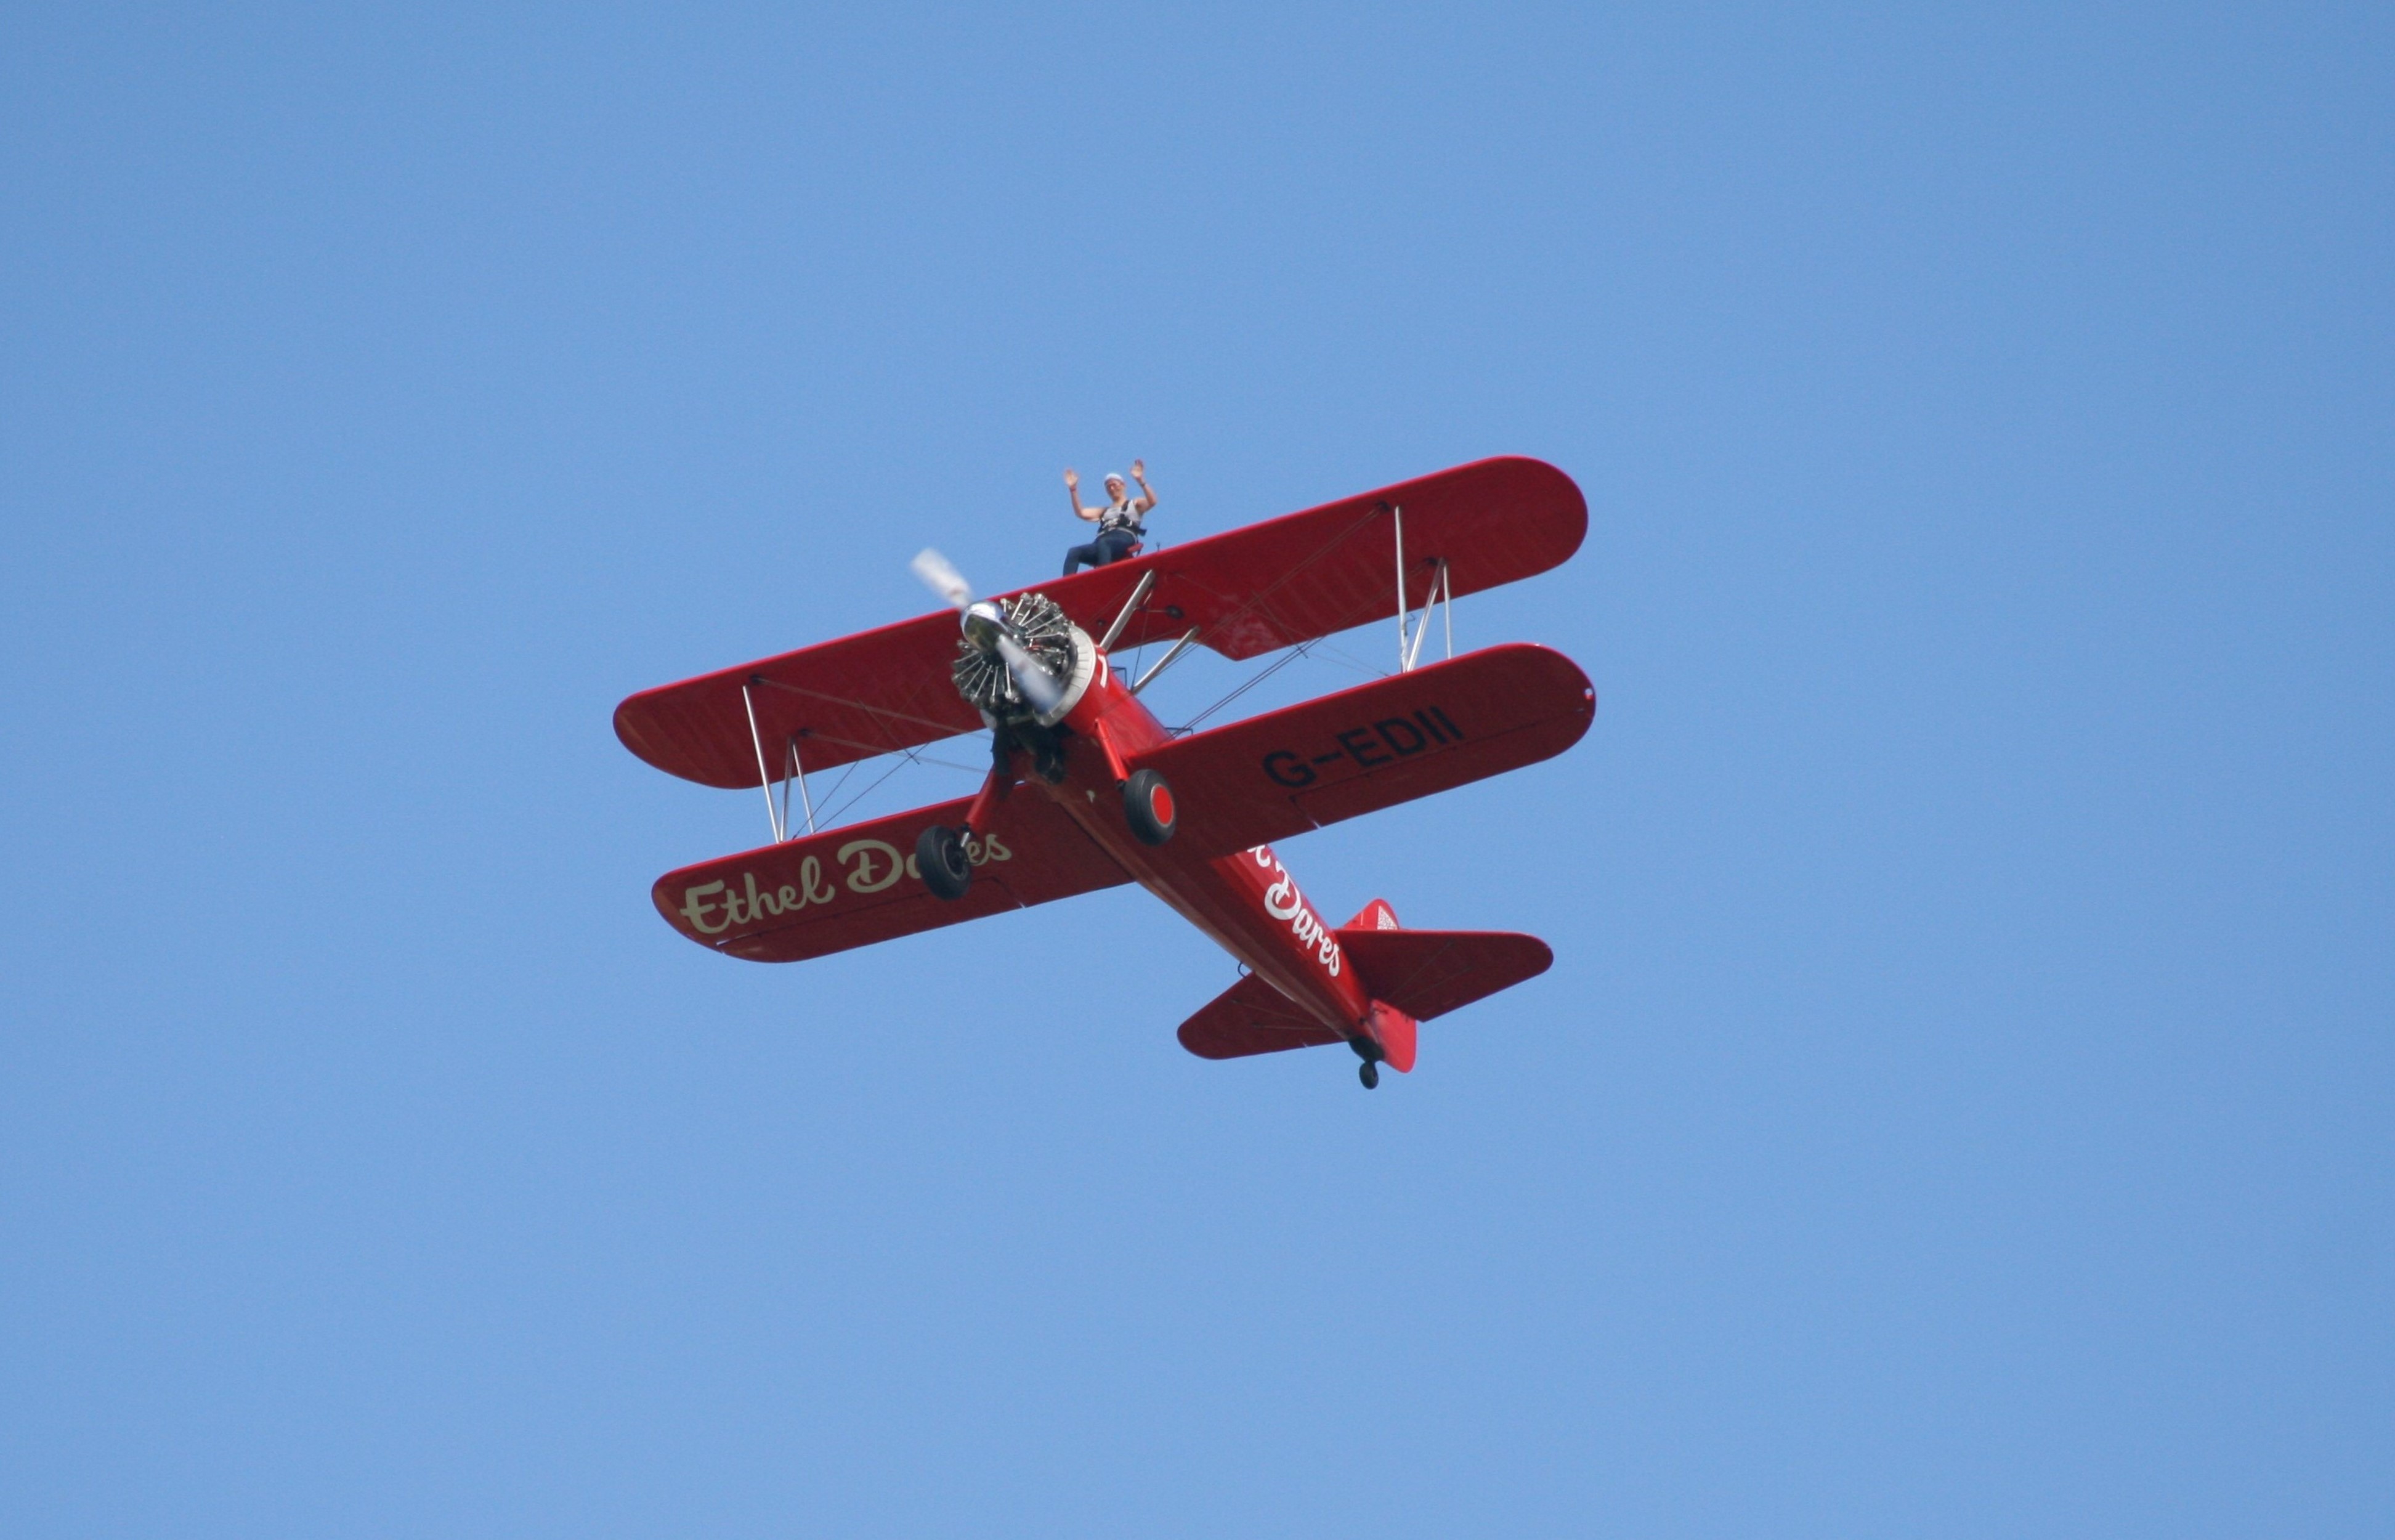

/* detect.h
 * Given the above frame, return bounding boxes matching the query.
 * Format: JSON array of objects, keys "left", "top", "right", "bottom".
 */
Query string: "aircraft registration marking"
[{"left": 1258, "top": 706, "right": 1465, "bottom": 788}]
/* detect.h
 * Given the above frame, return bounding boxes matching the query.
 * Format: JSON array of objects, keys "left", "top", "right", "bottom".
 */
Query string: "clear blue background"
[{"left": 4, "top": 4, "right": 2388, "bottom": 1534}]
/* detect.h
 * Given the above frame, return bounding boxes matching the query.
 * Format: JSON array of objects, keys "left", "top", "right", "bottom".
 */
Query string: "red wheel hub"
[{"left": 1149, "top": 784, "right": 1175, "bottom": 825}]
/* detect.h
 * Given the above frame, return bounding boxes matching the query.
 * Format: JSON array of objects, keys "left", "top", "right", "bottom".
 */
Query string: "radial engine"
[{"left": 949, "top": 591, "right": 1096, "bottom": 727}]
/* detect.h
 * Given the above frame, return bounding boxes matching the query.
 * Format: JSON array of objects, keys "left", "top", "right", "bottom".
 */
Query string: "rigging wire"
[
  {"left": 1310, "top": 640, "right": 1390, "bottom": 680},
  {"left": 813, "top": 734, "right": 989, "bottom": 830},
  {"left": 1174, "top": 640, "right": 1317, "bottom": 736},
  {"left": 815, "top": 752, "right": 918, "bottom": 830},
  {"left": 811, "top": 757, "right": 859, "bottom": 818}
]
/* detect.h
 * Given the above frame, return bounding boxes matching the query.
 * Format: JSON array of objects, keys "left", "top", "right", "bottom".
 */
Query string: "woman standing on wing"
[{"left": 1061, "top": 460, "right": 1157, "bottom": 575}]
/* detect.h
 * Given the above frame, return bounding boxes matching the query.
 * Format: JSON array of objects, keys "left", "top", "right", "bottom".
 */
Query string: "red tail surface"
[
  {"left": 1335, "top": 927, "right": 1554, "bottom": 1023},
  {"left": 1175, "top": 974, "right": 1346, "bottom": 1060},
  {"left": 1175, "top": 896, "right": 1550, "bottom": 1070}
]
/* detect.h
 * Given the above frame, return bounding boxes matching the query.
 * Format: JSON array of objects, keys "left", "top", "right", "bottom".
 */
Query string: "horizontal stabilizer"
[
  {"left": 1177, "top": 974, "right": 1345, "bottom": 1060},
  {"left": 650, "top": 790, "right": 1129, "bottom": 964},
  {"left": 1335, "top": 928, "right": 1553, "bottom": 1023},
  {"left": 1132, "top": 644, "right": 1594, "bottom": 859}
]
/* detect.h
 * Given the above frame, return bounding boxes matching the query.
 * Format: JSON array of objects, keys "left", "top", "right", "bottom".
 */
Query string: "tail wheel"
[
  {"left": 1359, "top": 1061, "right": 1380, "bottom": 1090},
  {"left": 915, "top": 824, "right": 973, "bottom": 901},
  {"left": 1124, "top": 768, "right": 1177, "bottom": 846}
]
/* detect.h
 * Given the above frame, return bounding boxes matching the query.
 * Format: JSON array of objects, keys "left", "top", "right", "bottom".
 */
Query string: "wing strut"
[
  {"left": 739, "top": 684, "right": 823, "bottom": 845},
  {"left": 741, "top": 683, "right": 785, "bottom": 843},
  {"left": 1131, "top": 628, "right": 1201, "bottom": 694},
  {"left": 1099, "top": 570, "right": 1157, "bottom": 652},
  {"left": 1404, "top": 558, "right": 1451, "bottom": 671},
  {"left": 785, "top": 735, "right": 815, "bottom": 836},
  {"left": 1393, "top": 503, "right": 1453, "bottom": 673}
]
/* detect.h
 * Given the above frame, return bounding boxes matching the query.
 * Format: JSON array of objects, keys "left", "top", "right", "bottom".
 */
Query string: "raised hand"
[
  {"left": 1130, "top": 458, "right": 1145, "bottom": 481},
  {"left": 1063, "top": 468, "right": 1080, "bottom": 489}
]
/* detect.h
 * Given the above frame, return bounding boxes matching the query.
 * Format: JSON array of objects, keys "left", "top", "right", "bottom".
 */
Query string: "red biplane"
[{"left": 615, "top": 456, "right": 1595, "bottom": 1087}]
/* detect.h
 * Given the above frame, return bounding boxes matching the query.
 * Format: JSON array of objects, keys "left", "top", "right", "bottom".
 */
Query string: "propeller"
[
  {"left": 910, "top": 547, "right": 973, "bottom": 611},
  {"left": 912, "top": 549, "right": 1065, "bottom": 715}
]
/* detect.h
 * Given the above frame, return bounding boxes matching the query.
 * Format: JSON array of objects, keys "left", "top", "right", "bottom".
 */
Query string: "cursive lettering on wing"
[{"left": 677, "top": 829, "right": 1013, "bottom": 936}]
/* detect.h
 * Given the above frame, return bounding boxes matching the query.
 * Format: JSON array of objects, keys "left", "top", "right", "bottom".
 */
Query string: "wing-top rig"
[{"left": 616, "top": 456, "right": 1595, "bottom": 1088}]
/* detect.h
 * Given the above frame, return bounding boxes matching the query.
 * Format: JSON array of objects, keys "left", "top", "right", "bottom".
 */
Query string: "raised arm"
[
  {"left": 1129, "top": 458, "right": 1158, "bottom": 515},
  {"left": 1063, "top": 468, "right": 1102, "bottom": 522}
]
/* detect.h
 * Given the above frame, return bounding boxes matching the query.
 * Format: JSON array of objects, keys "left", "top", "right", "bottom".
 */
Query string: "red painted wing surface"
[
  {"left": 613, "top": 456, "right": 1585, "bottom": 790},
  {"left": 1177, "top": 973, "right": 1347, "bottom": 1060},
  {"left": 1334, "top": 929, "right": 1555, "bottom": 1021},
  {"left": 1041, "top": 453, "right": 1586, "bottom": 659},
  {"left": 650, "top": 788, "right": 1130, "bottom": 964},
  {"left": 1129, "top": 643, "right": 1595, "bottom": 861},
  {"left": 1176, "top": 931, "right": 1554, "bottom": 1061},
  {"left": 615, "top": 609, "right": 979, "bottom": 791}
]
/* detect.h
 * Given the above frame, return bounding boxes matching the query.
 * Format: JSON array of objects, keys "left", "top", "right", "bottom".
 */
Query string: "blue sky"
[{"left": 3, "top": 4, "right": 2388, "bottom": 1534}]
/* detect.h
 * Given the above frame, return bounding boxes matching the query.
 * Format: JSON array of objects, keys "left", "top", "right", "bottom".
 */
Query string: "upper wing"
[
  {"left": 1046, "top": 454, "right": 1586, "bottom": 660},
  {"left": 615, "top": 608, "right": 980, "bottom": 791},
  {"left": 650, "top": 787, "right": 1130, "bottom": 964},
  {"left": 613, "top": 456, "right": 1584, "bottom": 790},
  {"left": 1128, "top": 644, "right": 1595, "bottom": 859}
]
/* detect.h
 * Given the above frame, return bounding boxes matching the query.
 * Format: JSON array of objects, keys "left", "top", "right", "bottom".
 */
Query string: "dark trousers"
[{"left": 1063, "top": 529, "right": 1139, "bottom": 576}]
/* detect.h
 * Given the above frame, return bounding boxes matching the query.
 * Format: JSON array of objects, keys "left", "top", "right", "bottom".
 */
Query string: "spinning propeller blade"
[
  {"left": 910, "top": 548, "right": 974, "bottom": 610},
  {"left": 994, "top": 633, "right": 1064, "bottom": 713},
  {"left": 911, "top": 548, "right": 1066, "bottom": 715}
]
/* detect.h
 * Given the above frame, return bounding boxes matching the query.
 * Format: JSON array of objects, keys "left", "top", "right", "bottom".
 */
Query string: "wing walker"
[{"left": 614, "top": 457, "right": 1597, "bottom": 1088}]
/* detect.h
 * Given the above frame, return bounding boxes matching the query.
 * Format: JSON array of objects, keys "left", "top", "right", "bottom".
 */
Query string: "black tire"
[
  {"left": 915, "top": 824, "right": 973, "bottom": 901},
  {"left": 1124, "top": 768, "right": 1177, "bottom": 846},
  {"left": 1359, "top": 1061, "right": 1380, "bottom": 1090}
]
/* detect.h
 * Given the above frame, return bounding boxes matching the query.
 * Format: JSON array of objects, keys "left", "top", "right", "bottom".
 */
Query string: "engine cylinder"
[{"left": 950, "top": 591, "right": 1091, "bottom": 726}]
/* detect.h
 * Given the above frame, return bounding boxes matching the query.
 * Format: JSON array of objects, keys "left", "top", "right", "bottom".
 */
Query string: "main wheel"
[
  {"left": 1358, "top": 1061, "right": 1380, "bottom": 1090},
  {"left": 915, "top": 824, "right": 973, "bottom": 901},
  {"left": 1124, "top": 768, "right": 1177, "bottom": 846}
]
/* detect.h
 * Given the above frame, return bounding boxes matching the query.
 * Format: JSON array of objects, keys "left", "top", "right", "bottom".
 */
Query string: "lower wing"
[
  {"left": 650, "top": 789, "right": 1130, "bottom": 963},
  {"left": 1130, "top": 643, "right": 1594, "bottom": 859}
]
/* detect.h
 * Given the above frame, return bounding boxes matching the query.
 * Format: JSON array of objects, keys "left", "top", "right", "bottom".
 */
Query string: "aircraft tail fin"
[{"left": 1174, "top": 901, "right": 1550, "bottom": 1072}]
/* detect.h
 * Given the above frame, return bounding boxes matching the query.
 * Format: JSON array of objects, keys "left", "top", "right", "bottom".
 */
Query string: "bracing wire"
[
  {"left": 816, "top": 756, "right": 911, "bottom": 830},
  {"left": 813, "top": 732, "right": 991, "bottom": 831},
  {"left": 812, "top": 758, "right": 859, "bottom": 817},
  {"left": 1310, "top": 640, "right": 1390, "bottom": 680},
  {"left": 1175, "top": 641, "right": 1317, "bottom": 736}
]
